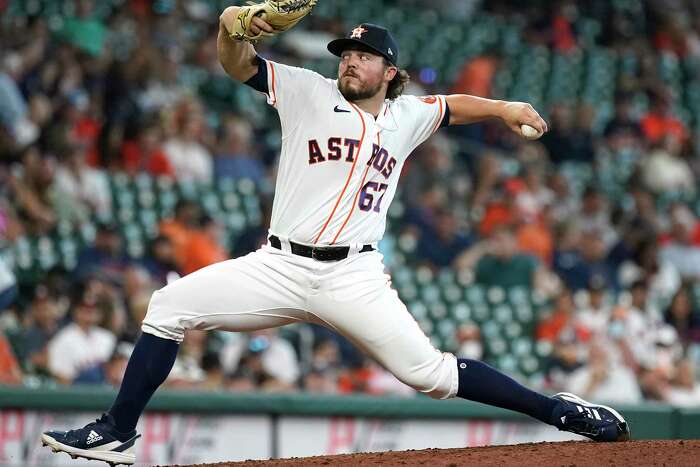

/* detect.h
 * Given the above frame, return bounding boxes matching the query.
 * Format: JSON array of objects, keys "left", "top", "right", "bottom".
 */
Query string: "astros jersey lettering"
[{"left": 256, "top": 59, "right": 447, "bottom": 246}]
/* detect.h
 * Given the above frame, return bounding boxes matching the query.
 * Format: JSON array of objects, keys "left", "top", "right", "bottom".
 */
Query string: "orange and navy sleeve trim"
[
  {"left": 243, "top": 55, "right": 269, "bottom": 94},
  {"left": 440, "top": 100, "right": 451, "bottom": 128},
  {"left": 430, "top": 96, "right": 446, "bottom": 134}
]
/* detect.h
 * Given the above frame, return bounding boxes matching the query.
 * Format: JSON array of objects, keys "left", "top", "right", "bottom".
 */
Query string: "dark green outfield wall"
[{"left": 1, "top": 386, "right": 697, "bottom": 439}]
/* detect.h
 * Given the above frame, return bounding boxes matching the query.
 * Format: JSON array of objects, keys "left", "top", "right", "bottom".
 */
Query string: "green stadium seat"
[
  {"left": 420, "top": 284, "right": 442, "bottom": 304},
  {"left": 442, "top": 284, "right": 462, "bottom": 304},
  {"left": 428, "top": 303, "right": 449, "bottom": 321},
  {"left": 487, "top": 286, "right": 506, "bottom": 304},
  {"left": 464, "top": 285, "right": 485, "bottom": 304},
  {"left": 415, "top": 266, "right": 434, "bottom": 285},
  {"left": 407, "top": 301, "right": 427, "bottom": 321},
  {"left": 450, "top": 303, "right": 471, "bottom": 321},
  {"left": 494, "top": 304, "right": 513, "bottom": 324}
]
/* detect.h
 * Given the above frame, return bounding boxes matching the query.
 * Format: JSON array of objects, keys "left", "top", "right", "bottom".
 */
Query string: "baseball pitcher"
[{"left": 42, "top": 2, "right": 630, "bottom": 465}]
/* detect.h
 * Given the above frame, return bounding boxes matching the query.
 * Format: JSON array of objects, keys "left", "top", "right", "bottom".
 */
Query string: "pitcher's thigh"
[
  {"left": 317, "top": 286, "right": 458, "bottom": 399},
  {"left": 142, "top": 251, "right": 307, "bottom": 342}
]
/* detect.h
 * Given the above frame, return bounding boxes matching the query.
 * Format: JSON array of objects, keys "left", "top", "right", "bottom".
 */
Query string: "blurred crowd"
[{"left": 1, "top": 0, "right": 700, "bottom": 406}]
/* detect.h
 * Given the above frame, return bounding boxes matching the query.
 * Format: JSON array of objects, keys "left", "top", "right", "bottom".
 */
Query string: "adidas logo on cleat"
[{"left": 86, "top": 430, "right": 103, "bottom": 445}]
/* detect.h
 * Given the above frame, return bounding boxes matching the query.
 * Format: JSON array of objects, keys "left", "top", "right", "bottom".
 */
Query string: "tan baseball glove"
[{"left": 229, "top": 0, "right": 318, "bottom": 42}]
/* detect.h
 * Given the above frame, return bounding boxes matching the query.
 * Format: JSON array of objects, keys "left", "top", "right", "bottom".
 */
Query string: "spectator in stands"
[
  {"left": 163, "top": 103, "right": 213, "bottom": 183},
  {"left": 47, "top": 291, "right": 116, "bottom": 384},
  {"left": 547, "top": 172, "right": 579, "bottom": 224},
  {"left": 221, "top": 329, "right": 300, "bottom": 391},
  {"left": 224, "top": 331, "right": 298, "bottom": 393},
  {"left": 544, "top": 335, "right": 584, "bottom": 392},
  {"left": 18, "top": 285, "right": 59, "bottom": 375},
  {"left": 213, "top": 114, "right": 266, "bottom": 185},
  {"left": 139, "top": 235, "right": 180, "bottom": 286},
  {"left": 8, "top": 145, "right": 57, "bottom": 234},
  {"left": 0, "top": 51, "right": 38, "bottom": 149},
  {"left": 303, "top": 339, "right": 343, "bottom": 393},
  {"left": 606, "top": 217, "right": 656, "bottom": 275},
  {"left": 641, "top": 88, "right": 688, "bottom": 145},
  {"left": 104, "top": 342, "right": 133, "bottom": 388},
  {"left": 638, "top": 324, "right": 684, "bottom": 401},
  {"left": 663, "top": 359, "right": 700, "bottom": 407},
  {"left": 455, "top": 322, "right": 483, "bottom": 360},
  {"left": 181, "top": 215, "right": 228, "bottom": 275},
  {"left": 554, "top": 228, "right": 618, "bottom": 291},
  {"left": 514, "top": 169, "right": 555, "bottom": 265},
  {"left": 578, "top": 187, "right": 617, "bottom": 249},
  {"left": 663, "top": 286, "right": 700, "bottom": 345},
  {"left": 137, "top": 55, "right": 187, "bottom": 113},
  {"left": 607, "top": 303, "right": 650, "bottom": 371},
  {"left": 120, "top": 117, "right": 174, "bottom": 177},
  {"left": 540, "top": 104, "right": 594, "bottom": 164},
  {"left": 167, "top": 330, "right": 207, "bottom": 388},
  {"left": 414, "top": 208, "right": 474, "bottom": 269},
  {"left": 450, "top": 49, "right": 500, "bottom": 99},
  {"left": 635, "top": 239, "right": 681, "bottom": 307},
  {"left": 54, "top": 142, "right": 112, "bottom": 220},
  {"left": 0, "top": 256, "right": 17, "bottom": 312},
  {"left": 159, "top": 199, "right": 201, "bottom": 269},
  {"left": 642, "top": 134, "right": 695, "bottom": 196},
  {"left": 565, "top": 339, "right": 643, "bottom": 404},
  {"left": 200, "top": 351, "right": 225, "bottom": 390},
  {"left": 575, "top": 276, "right": 611, "bottom": 338},
  {"left": 0, "top": 329, "right": 22, "bottom": 385},
  {"left": 603, "top": 93, "right": 644, "bottom": 148},
  {"left": 659, "top": 208, "right": 700, "bottom": 280},
  {"left": 537, "top": 288, "right": 588, "bottom": 343},
  {"left": 471, "top": 225, "right": 540, "bottom": 288},
  {"left": 74, "top": 222, "right": 132, "bottom": 284}
]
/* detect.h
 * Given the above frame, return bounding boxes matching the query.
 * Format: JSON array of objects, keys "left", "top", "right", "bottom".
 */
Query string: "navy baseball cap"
[{"left": 328, "top": 23, "right": 399, "bottom": 66}]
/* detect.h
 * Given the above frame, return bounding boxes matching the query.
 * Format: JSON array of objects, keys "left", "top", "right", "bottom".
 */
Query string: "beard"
[{"left": 338, "top": 75, "right": 384, "bottom": 101}]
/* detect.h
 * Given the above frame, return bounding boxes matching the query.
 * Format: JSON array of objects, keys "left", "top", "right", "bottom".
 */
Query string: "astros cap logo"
[{"left": 351, "top": 26, "right": 367, "bottom": 39}]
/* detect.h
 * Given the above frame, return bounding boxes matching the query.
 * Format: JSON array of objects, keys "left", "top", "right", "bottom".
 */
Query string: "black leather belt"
[{"left": 269, "top": 235, "right": 374, "bottom": 261}]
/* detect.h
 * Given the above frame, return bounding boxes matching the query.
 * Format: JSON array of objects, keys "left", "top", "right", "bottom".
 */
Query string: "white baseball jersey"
[{"left": 249, "top": 58, "right": 448, "bottom": 246}]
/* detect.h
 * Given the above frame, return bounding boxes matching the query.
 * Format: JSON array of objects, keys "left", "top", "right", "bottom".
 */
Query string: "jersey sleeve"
[
  {"left": 401, "top": 95, "right": 449, "bottom": 150},
  {"left": 243, "top": 56, "right": 328, "bottom": 134}
]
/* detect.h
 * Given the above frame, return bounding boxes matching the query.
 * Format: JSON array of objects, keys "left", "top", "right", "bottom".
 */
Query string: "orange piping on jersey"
[
  {"left": 269, "top": 62, "right": 277, "bottom": 105},
  {"left": 430, "top": 96, "right": 445, "bottom": 134},
  {"left": 330, "top": 132, "right": 378, "bottom": 244},
  {"left": 312, "top": 101, "right": 366, "bottom": 244}
]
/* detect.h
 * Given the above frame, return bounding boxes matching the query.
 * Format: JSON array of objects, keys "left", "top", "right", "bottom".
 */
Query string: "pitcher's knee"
[
  {"left": 394, "top": 352, "right": 459, "bottom": 400},
  {"left": 140, "top": 286, "right": 186, "bottom": 343}
]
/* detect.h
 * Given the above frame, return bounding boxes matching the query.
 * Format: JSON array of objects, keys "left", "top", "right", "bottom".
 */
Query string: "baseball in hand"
[{"left": 520, "top": 124, "right": 543, "bottom": 140}]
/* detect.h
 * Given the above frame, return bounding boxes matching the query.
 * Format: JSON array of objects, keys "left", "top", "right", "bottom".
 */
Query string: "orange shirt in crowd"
[
  {"left": 479, "top": 202, "right": 514, "bottom": 237},
  {"left": 0, "top": 334, "right": 22, "bottom": 385},
  {"left": 450, "top": 56, "right": 498, "bottom": 98},
  {"left": 536, "top": 313, "right": 591, "bottom": 343},
  {"left": 517, "top": 222, "right": 553, "bottom": 265},
  {"left": 640, "top": 113, "right": 688, "bottom": 144},
  {"left": 181, "top": 231, "right": 228, "bottom": 275},
  {"left": 160, "top": 220, "right": 195, "bottom": 268},
  {"left": 121, "top": 141, "right": 175, "bottom": 177}
]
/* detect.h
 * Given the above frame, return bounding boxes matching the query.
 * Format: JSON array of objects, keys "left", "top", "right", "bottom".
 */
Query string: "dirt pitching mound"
[{"left": 169, "top": 439, "right": 699, "bottom": 467}]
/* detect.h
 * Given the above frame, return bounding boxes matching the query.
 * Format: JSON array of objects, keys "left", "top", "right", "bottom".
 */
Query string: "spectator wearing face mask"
[{"left": 565, "top": 340, "right": 642, "bottom": 404}]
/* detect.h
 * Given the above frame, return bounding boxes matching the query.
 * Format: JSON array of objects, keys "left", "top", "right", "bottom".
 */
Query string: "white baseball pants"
[{"left": 141, "top": 242, "right": 458, "bottom": 399}]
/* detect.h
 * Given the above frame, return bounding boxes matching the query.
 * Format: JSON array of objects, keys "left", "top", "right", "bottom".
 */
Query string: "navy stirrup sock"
[
  {"left": 108, "top": 333, "right": 179, "bottom": 433},
  {"left": 456, "top": 358, "right": 558, "bottom": 425}
]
